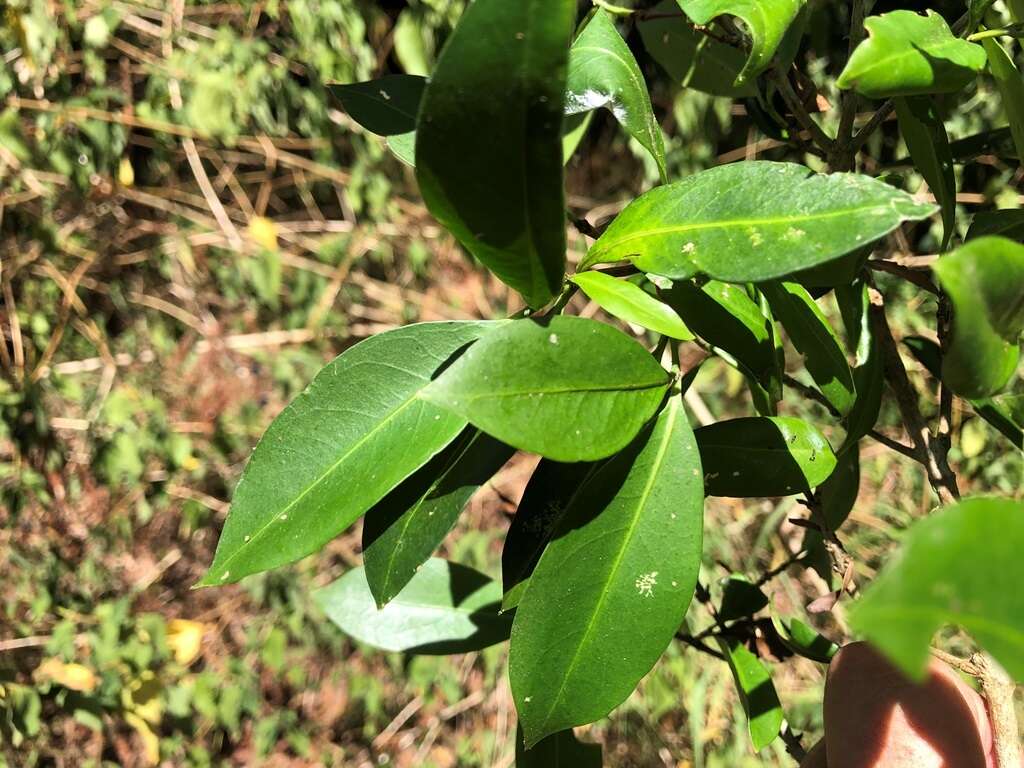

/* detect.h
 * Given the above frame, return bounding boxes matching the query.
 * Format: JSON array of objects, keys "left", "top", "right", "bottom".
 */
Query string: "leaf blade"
[
  {"left": 932, "top": 237, "right": 1024, "bottom": 398},
  {"left": 567, "top": 10, "right": 667, "bottom": 181},
  {"left": 570, "top": 271, "right": 693, "bottom": 340},
  {"left": 415, "top": 0, "right": 575, "bottom": 308},
  {"left": 199, "top": 321, "right": 501, "bottom": 586},
  {"left": 584, "top": 162, "right": 936, "bottom": 283},
  {"left": 837, "top": 11, "right": 986, "bottom": 98},
  {"left": 510, "top": 396, "right": 704, "bottom": 744},
  {"left": 675, "top": 0, "right": 806, "bottom": 85},
  {"left": 315, "top": 559, "right": 511, "bottom": 655},
  {"left": 696, "top": 417, "right": 837, "bottom": 497},
  {"left": 362, "top": 430, "right": 515, "bottom": 607},
  {"left": 849, "top": 497, "right": 1024, "bottom": 682},
  {"left": 422, "top": 316, "right": 671, "bottom": 462}
]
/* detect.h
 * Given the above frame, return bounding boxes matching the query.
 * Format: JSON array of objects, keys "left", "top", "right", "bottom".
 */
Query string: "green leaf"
[
  {"left": 696, "top": 417, "right": 837, "bottom": 497},
  {"left": 515, "top": 725, "right": 602, "bottom": 767},
  {"left": 850, "top": 497, "right": 1024, "bottom": 682},
  {"left": 584, "top": 162, "right": 937, "bottom": 282},
  {"left": 770, "top": 614, "right": 838, "bottom": 664},
  {"left": 570, "top": 271, "right": 693, "bottom": 340},
  {"left": 501, "top": 460, "right": 598, "bottom": 611},
  {"left": 567, "top": 9, "right": 667, "bottom": 182},
  {"left": 385, "top": 132, "right": 416, "bottom": 166},
  {"left": 837, "top": 283, "right": 884, "bottom": 450},
  {"left": 837, "top": 11, "right": 987, "bottom": 98},
  {"left": 198, "top": 321, "right": 501, "bottom": 587},
  {"left": 415, "top": 0, "right": 575, "bottom": 308},
  {"left": 510, "top": 396, "right": 704, "bottom": 745},
  {"left": 675, "top": 0, "right": 806, "bottom": 85},
  {"left": 894, "top": 96, "right": 956, "bottom": 250},
  {"left": 932, "top": 236, "right": 1024, "bottom": 398},
  {"left": 982, "top": 38, "right": 1024, "bottom": 168},
  {"left": 327, "top": 75, "right": 425, "bottom": 136},
  {"left": 314, "top": 559, "right": 511, "bottom": 655},
  {"left": 362, "top": 430, "right": 515, "bottom": 607},
  {"left": 762, "top": 282, "right": 856, "bottom": 416},
  {"left": 638, "top": 0, "right": 755, "bottom": 98},
  {"left": 422, "top": 316, "right": 671, "bottom": 462},
  {"left": 716, "top": 635, "right": 784, "bottom": 751},
  {"left": 664, "top": 280, "right": 783, "bottom": 403},
  {"left": 819, "top": 446, "right": 859, "bottom": 531},
  {"left": 562, "top": 111, "right": 593, "bottom": 164},
  {"left": 967, "top": 209, "right": 1024, "bottom": 241},
  {"left": 903, "top": 336, "right": 1023, "bottom": 449},
  {"left": 719, "top": 575, "right": 769, "bottom": 623},
  {"left": 393, "top": 10, "right": 431, "bottom": 77}
]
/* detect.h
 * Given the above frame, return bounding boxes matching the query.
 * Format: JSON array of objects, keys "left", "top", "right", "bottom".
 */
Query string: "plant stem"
[
  {"left": 773, "top": 69, "right": 835, "bottom": 151},
  {"left": 868, "top": 293, "right": 960, "bottom": 505},
  {"left": 592, "top": 0, "right": 635, "bottom": 15},
  {"left": 973, "top": 653, "right": 1022, "bottom": 768},
  {"left": 831, "top": 0, "right": 870, "bottom": 170}
]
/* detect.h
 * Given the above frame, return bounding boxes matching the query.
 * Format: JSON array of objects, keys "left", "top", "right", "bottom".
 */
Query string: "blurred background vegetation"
[{"left": 0, "top": 0, "right": 1021, "bottom": 766}]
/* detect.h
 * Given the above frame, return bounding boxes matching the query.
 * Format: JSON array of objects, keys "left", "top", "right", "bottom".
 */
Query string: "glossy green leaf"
[
  {"left": 314, "top": 558, "right": 511, "bottom": 654},
  {"left": 967, "top": 209, "right": 1024, "bottom": 241},
  {"left": 716, "top": 636, "right": 784, "bottom": 751},
  {"left": 903, "top": 336, "right": 1023, "bottom": 450},
  {"left": 837, "top": 11, "right": 987, "bottom": 98},
  {"left": 932, "top": 237, "right": 1024, "bottom": 398},
  {"left": 416, "top": 0, "right": 575, "bottom": 308},
  {"left": 819, "top": 446, "right": 859, "bottom": 531},
  {"left": 763, "top": 282, "right": 856, "bottom": 416},
  {"left": 510, "top": 397, "right": 704, "bottom": 745},
  {"left": 983, "top": 38, "right": 1024, "bottom": 167},
  {"left": 584, "top": 162, "right": 937, "bottom": 282},
  {"left": 675, "top": 0, "right": 806, "bottom": 85},
  {"left": 850, "top": 497, "right": 1024, "bottom": 682},
  {"left": 362, "top": 430, "right": 515, "bottom": 607},
  {"left": 696, "top": 417, "right": 837, "bottom": 497},
  {"left": 515, "top": 725, "right": 602, "bottom": 767},
  {"left": 501, "top": 460, "right": 598, "bottom": 611},
  {"left": 571, "top": 271, "right": 693, "bottom": 340},
  {"left": 199, "top": 322, "right": 501, "bottom": 587},
  {"left": 771, "top": 614, "right": 838, "bottom": 664},
  {"left": 327, "top": 75, "right": 425, "bottom": 136},
  {"left": 386, "top": 132, "right": 416, "bottom": 166},
  {"left": 895, "top": 96, "right": 956, "bottom": 250},
  {"left": 664, "top": 280, "right": 782, "bottom": 400},
  {"left": 567, "top": 10, "right": 667, "bottom": 181},
  {"left": 638, "top": 0, "right": 755, "bottom": 97},
  {"left": 562, "top": 111, "right": 593, "bottom": 164},
  {"left": 719, "top": 576, "right": 769, "bottom": 623},
  {"left": 423, "top": 316, "right": 671, "bottom": 462}
]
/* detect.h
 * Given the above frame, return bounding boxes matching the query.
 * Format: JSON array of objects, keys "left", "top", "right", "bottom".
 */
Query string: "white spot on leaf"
[{"left": 635, "top": 571, "right": 658, "bottom": 597}]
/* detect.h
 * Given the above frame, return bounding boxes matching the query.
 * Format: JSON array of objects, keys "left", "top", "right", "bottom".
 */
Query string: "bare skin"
[{"left": 800, "top": 642, "right": 1020, "bottom": 768}]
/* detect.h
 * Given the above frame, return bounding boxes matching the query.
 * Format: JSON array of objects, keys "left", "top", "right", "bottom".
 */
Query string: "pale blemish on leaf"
[{"left": 635, "top": 571, "right": 658, "bottom": 597}]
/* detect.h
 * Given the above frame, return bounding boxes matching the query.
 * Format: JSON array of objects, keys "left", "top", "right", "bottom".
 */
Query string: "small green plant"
[{"left": 201, "top": 1, "right": 1024, "bottom": 764}]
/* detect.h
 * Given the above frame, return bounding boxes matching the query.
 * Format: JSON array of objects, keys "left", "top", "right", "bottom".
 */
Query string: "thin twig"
[
  {"left": 868, "top": 291, "right": 960, "bottom": 505},
  {"left": 867, "top": 259, "right": 939, "bottom": 294},
  {"left": 773, "top": 69, "right": 834, "bottom": 151}
]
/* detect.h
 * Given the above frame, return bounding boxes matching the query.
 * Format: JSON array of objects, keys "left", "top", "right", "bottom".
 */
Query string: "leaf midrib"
[
  {"left": 594, "top": 203, "right": 899, "bottom": 256},
  {"left": 453, "top": 378, "right": 668, "bottom": 401}
]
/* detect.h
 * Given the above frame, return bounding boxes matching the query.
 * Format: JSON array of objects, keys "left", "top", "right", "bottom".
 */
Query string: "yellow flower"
[
  {"left": 247, "top": 216, "right": 279, "bottom": 252},
  {"left": 166, "top": 619, "right": 205, "bottom": 666},
  {"left": 34, "top": 659, "right": 97, "bottom": 693}
]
